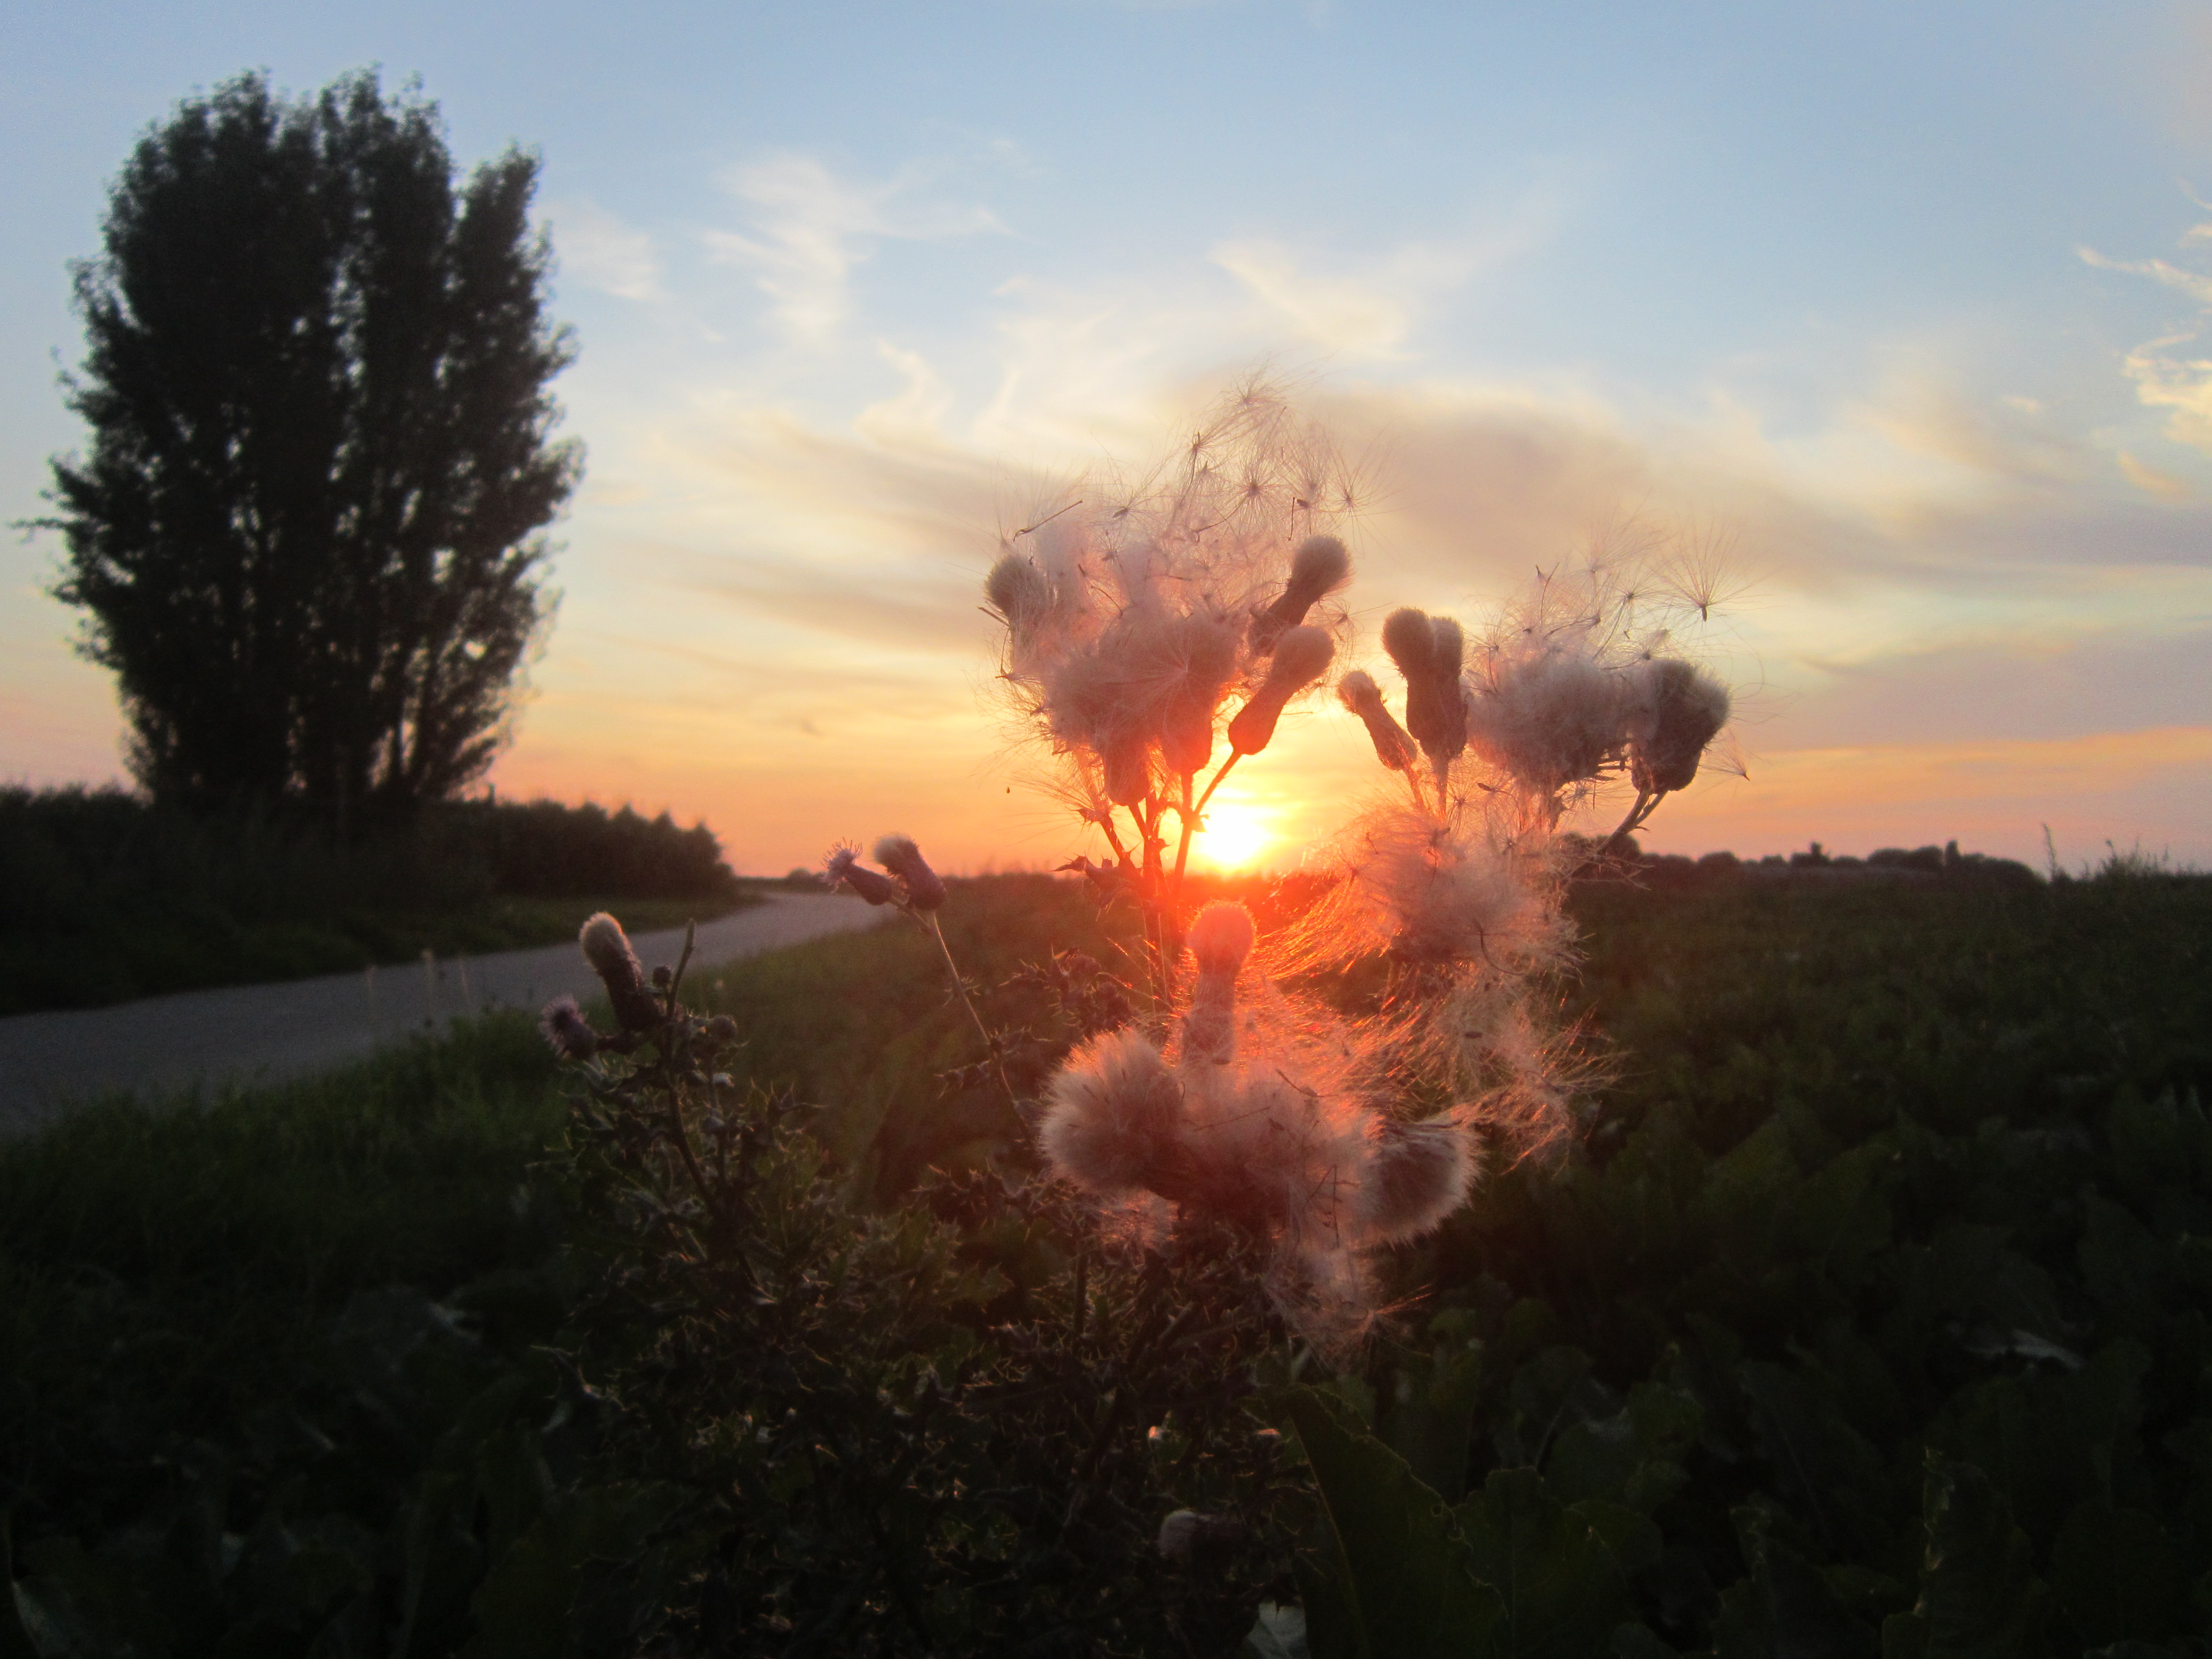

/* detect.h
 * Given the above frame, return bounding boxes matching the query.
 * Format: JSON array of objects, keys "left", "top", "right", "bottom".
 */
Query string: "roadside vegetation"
[
  {"left": 0, "top": 789, "right": 752, "bottom": 1015},
  {"left": 5, "top": 857, "right": 2207, "bottom": 1654}
]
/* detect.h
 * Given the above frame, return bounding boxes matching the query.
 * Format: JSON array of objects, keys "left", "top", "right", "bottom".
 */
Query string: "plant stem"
[{"left": 924, "top": 911, "right": 1018, "bottom": 1108}]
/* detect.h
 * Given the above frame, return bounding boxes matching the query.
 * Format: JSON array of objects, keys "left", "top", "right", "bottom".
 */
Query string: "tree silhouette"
[{"left": 43, "top": 70, "right": 579, "bottom": 820}]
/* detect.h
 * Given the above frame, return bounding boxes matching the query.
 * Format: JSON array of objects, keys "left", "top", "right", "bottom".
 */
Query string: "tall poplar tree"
[{"left": 44, "top": 70, "right": 579, "bottom": 819}]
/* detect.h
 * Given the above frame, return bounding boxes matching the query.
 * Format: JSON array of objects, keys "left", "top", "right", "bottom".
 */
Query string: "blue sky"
[{"left": 6, "top": 1, "right": 2211, "bottom": 872}]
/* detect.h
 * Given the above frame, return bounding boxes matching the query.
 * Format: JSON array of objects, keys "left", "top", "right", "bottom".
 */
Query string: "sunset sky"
[{"left": 5, "top": 1, "right": 2211, "bottom": 876}]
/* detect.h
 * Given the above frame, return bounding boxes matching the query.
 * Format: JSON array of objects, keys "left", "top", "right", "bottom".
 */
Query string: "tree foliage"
[{"left": 44, "top": 69, "right": 578, "bottom": 814}]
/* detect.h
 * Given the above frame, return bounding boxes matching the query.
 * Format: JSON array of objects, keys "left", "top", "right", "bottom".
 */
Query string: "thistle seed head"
[
  {"left": 1226, "top": 624, "right": 1334, "bottom": 755},
  {"left": 1181, "top": 902, "right": 1256, "bottom": 1065},
  {"left": 1630, "top": 657, "right": 1731, "bottom": 793},
  {"left": 1358, "top": 1116, "right": 1477, "bottom": 1242},
  {"left": 1337, "top": 668, "right": 1416, "bottom": 772},
  {"left": 1251, "top": 533, "right": 1353, "bottom": 650},
  {"left": 1383, "top": 607, "right": 1444, "bottom": 749},
  {"left": 872, "top": 834, "right": 948, "bottom": 911},
  {"left": 1187, "top": 900, "right": 1257, "bottom": 979},
  {"left": 579, "top": 912, "right": 662, "bottom": 1032},
  {"left": 984, "top": 551, "right": 1052, "bottom": 627},
  {"left": 1040, "top": 1028, "right": 1186, "bottom": 1195}
]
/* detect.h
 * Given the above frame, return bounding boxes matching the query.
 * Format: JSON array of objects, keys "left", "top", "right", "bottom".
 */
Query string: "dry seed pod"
[
  {"left": 873, "top": 834, "right": 948, "bottom": 911},
  {"left": 1226, "top": 625, "right": 1334, "bottom": 756},
  {"left": 1337, "top": 669, "right": 1415, "bottom": 772},
  {"left": 1250, "top": 534, "right": 1352, "bottom": 651}
]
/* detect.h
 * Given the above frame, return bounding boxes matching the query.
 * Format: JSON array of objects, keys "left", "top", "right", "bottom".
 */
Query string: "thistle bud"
[
  {"left": 873, "top": 834, "right": 948, "bottom": 911},
  {"left": 1337, "top": 669, "right": 1415, "bottom": 772},
  {"left": 538, "top": 995, "right": 600, "bottom": 1061},
  {"left": 579, "top": 912, "right": 662, "bottom": 1032},
  {"left": 1250, "top": 534, "right": 1352, "bottom": 650},
  {"left": 1181, "top": 902, "right": 1255, "bottom": 1064},
  {"left": 825, "top": 844, "right": 901, "bottom": 906},
  {"left": 1226, "top": 625, "right": 1334, "bottom": 756}
]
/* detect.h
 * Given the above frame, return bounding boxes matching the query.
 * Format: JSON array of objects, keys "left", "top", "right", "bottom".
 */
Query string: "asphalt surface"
[{"left": 0, "top": 891, "right": 874, "bottom": 1137}]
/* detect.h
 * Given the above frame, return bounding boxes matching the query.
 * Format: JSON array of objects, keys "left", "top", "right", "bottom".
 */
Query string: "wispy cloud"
[
  {"left": 550, "top": 198, "right": 664, "bottom": 301},
  {"left": 703, "top": 153, "right": 1008, "bottom": 341},
  {"left": 1210, "top": 196, "right": 1561, "bottom": 360}
]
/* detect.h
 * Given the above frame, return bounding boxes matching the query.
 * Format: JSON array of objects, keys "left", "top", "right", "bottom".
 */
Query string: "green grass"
[{"left": 0, "top": 1015, "right": 569, "bottom": 1527}]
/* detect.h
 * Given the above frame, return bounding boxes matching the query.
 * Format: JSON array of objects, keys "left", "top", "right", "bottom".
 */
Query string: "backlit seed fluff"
[
  {"left": 873, "top": 834, "right": 948, "bottom": 911},
  {"left": 579, "top": 912, "right": 661, "bottom": 1032},
  {"left": 1337, "top": 669, "right": 1416, "bottom": 772},
  {"left": 538, "top": 995, "right": 599, "bottom": 1061},
  {"left": 1357, "top": 1117, "right": 1477, "bottom": 1242},
  {"left": 1250, "top": 534, "right": 1353, "bottom": 650},
  {"left": 825, "top": 844, "right": 901, "bottom": 907},
  {"left": 1041, "top": 1028, "right": 1186, "bottom": 1195},
  {"left": 1226, "top": 625, "right": 1334, "bottom": 756}
]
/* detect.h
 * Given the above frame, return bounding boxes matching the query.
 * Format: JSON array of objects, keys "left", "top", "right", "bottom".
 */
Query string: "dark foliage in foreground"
[
  {"left": 1295, "top": 862, "right": 2212, "bottom": 1654},
  {"left": 5, "top": 865, "right": 2211, "bottom": 1654},
  {"left": 0, "top": 787, "right": 743, "bottom": 1012}
]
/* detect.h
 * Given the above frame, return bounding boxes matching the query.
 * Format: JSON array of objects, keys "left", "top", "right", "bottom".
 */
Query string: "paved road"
[{"left": 0, "top": 892, "right": 875, "bottom": 1137}]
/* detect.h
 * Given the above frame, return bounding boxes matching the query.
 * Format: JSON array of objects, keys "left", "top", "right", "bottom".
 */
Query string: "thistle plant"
[{"left": 980, "top": 388, "right": 1739, "bottom": 1347}]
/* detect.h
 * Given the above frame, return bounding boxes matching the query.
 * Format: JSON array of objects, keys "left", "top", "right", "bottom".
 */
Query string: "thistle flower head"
[
  {"left": 825, "top": 843, "right": 902, "bottom": 906},
  {"left": 872, "top": 833, "right": 947, "bottom": 911},
  {"left": 538, "top": 995, "right": 599, "bottom": 1061}
]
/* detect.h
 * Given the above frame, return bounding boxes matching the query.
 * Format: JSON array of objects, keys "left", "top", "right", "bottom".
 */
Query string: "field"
[{"left": 2, "top": 863, "right": 2207, "bottom": 1655}]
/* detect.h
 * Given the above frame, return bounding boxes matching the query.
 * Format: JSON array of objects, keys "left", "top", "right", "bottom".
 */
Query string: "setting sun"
[{"left": 1193, "top": 801, "right": 1277, "bottom": 873}]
